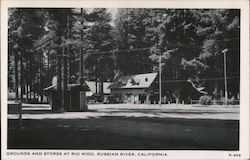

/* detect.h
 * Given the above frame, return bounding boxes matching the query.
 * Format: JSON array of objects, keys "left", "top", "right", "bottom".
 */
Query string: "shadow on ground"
[
  {"left": 19, "top": 106, "right": 237, "bottom": 116},
  {"left": 8, "top": 115, "right": 239, "bottom": 150}
]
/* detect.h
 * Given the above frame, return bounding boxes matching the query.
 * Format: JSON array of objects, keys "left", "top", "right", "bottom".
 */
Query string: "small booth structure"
[
  {"left": 68, "top": 84, "right": 90, "bottom": 111},
  {"left": 44, "top": 83, "right": 90, "bottom": 112}
]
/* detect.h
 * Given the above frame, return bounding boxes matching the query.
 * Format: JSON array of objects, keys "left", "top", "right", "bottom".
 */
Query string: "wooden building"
[
  {"left": 44, "top": 77, "right": 90, "bottom": 111},
  {"left": 109, "top": 73, "right": 158, "bottom": 104}
]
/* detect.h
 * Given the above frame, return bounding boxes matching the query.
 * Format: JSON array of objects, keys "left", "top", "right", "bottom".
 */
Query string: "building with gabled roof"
[{"left": 109, "top": 73, "right": 158, "bottom": 104}]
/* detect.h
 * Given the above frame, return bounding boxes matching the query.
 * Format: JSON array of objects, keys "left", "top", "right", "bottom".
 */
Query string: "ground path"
[
  {"left": 8, "top": 103, "right": 239, "bottom": 120},
  {"left": 7, "top": 103, "right": 239, "bottom": 150}
]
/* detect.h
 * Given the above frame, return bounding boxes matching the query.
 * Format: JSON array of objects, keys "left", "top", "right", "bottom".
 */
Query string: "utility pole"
[
  {"left": 222, "top": 48, "right": 228, "bottom": 105},
  {"left": 156, "top": 14, "right": 167, "bottom": 106}
]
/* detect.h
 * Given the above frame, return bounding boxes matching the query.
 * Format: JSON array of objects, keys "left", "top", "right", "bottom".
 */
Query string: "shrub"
[
  {"left": 199, "top": 95, "right": 212, "bottom": 105},
  {"left": 227, "top": 97, "right": 239, "bottom": 105},
  {"left": 8, "top": 91, "right": 16, "bottom": 100},
  {"left": 227, "top": 99, "right": 235, "bottom": 105}
]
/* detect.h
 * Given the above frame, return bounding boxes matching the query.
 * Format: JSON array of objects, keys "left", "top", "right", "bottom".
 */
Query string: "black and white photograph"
[{"left": 1, "top": 0, "right": 249, "bottom": 160}]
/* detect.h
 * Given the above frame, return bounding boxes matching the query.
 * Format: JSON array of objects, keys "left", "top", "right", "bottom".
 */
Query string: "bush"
[
  {"left": 8, "top": 91, "right": 16, "bottom": 100},
  {"left": 199, "top": 95, "right": 212, "bottom": 105},
  {"left": 227, "top": 97, "right": 239, "bottom": 105}
]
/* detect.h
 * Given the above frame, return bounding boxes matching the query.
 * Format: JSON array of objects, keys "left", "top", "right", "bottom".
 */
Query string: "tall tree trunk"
[
  {"left": 79, "top": 8, "right": 84, "bottom": 85},
  {"left": 100, "top": 78, "right": 104, "bottom": 102},
  {"left": 68, "top": 10, "right": 73, "bottom": 84},
  {"left": 32, "top": 81, "right": 35, "bottom": 99},
  {"left": 62, "top": 46, "right": 68, "bottom": 111},
  {"left": 26, "top": 58, "right": 29, "bottom": 102},
  {"left": 95, "top": 65, "right": 98, "bottom": 95},
  {"left": 47, "top": 53, "right": 50, "bottom": 71},
  {"left": 20, "top": 51, "right": 24, "bottom": 102},
  {"left": 62, "top": 11, "right": 70, "bottom": 111},
  {"left": 29, "top": 59, "right": 32, "bottom": 100},
  {"left": 53, "top": 58, "right": 56, "bottom": 75},
  {"left": 69, "top": 53, "right": 72, "bottom": 83},
  {"left": 214, "top": 81, "right": 219, "bottom": 100},
  {"left": 14, "top": 51, "right": 19, "bottom": 100},
  {"left": 40, "top": 54, "right": 44, "bottom": 102},
  {"left": 38, "top": 52, "right": 41, "bottom": 102},
  {"left": 79, "top": 47, "right": 83, "bottom": 84},
  {"left": 56, "top": 50, "right": 63, "bottom": 112}
]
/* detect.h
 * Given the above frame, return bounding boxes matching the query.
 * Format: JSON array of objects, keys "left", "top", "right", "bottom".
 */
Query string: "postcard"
[{"left": 1, "top": 0, "right": 249, "bottom": 160}]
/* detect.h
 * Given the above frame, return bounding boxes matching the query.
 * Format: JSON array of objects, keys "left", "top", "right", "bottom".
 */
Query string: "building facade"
[{"left": 109, "top": 73, "right": 158, "bottom": 104}]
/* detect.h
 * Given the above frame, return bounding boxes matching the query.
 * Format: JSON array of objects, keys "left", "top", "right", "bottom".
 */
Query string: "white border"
[{"left": 1, "top": 0, "right": 249, "bottom": 160}]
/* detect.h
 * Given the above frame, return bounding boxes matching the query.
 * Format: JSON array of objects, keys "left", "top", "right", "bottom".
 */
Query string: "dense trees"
[
  {"left": 8, "top": 8, "right": 240, "bottom": 106},
  {"left": 113, "top": 9, "right": 240, "bottom": 101},
  {"left": 8, "top": 9, "right": 46, "bottom": 101},
  {"left": 114, "top": 9, "right": 153, "bottom": 75},
  {"left": 85, "top": 8, "right": 115, "bottom": 100}
]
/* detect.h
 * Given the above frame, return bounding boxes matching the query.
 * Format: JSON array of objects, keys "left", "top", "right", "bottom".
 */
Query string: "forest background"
[{"left": 8, "top": 8, "right": 240, "bottom": 107}]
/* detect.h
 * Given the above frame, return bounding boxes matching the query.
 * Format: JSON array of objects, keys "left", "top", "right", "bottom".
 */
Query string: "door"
[{"left": 80, "top": 91, "right": 87, "bottom": 111}]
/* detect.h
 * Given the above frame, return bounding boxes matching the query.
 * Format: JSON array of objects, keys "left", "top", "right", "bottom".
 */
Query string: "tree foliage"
[{"left": 8, "top": 8, "right": 240, "bottom": 103}]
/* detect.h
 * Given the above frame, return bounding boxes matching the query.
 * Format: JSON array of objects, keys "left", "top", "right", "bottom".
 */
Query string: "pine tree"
[
  {"left": 8, "top": 8, "right": 46, "bottom": 101},
  {"left": 114, "top": 9, "right": 153, "bottom": 75}
]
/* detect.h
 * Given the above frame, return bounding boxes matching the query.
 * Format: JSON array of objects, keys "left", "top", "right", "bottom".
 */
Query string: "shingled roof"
[
  {"left": 109, "top": 73, "right": 158, "bottom": 89},
  {"left": 44, "top": 83, "right": 90, "bottom": 93}
]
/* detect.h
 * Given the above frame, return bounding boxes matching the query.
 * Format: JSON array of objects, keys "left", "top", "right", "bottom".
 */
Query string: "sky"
[
  {"left": 108, "top": 8, "right": 118, "bottom": 26},
  {"left": 108, "top": 8, "right": 118, "bottom": 20}
]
